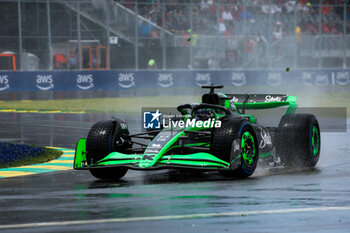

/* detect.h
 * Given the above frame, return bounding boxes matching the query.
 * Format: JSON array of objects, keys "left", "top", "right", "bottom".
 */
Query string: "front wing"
[{"left": 74, "top": 139, "right": 231, "bottom": 171}]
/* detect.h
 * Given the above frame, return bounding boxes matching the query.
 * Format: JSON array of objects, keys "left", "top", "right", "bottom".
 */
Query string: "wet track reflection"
[{"left": 0, "top": 113, "right": 349, "bottom": 232}]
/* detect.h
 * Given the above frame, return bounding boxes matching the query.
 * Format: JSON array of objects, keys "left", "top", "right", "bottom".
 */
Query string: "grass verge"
[
  {"left": 0, "top": 92, "right": 349, "bottom": 115},
  {"left": 0, "top": 96, "right": 199, "bottom": 114},
  {"left": 0, "top": 146, "right": 63, "bottom": 169}
]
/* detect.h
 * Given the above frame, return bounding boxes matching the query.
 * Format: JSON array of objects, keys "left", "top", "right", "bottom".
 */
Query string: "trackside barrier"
[{"left": 0, "top": 69, "right": 349, "bottom": 92}]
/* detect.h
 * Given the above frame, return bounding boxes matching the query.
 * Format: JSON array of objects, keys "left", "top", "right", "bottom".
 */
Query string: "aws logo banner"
[
  {"left": 267, "top": 72, "right": 282, "bottom": 86},
  {"left": 301, "top": 71, "right": 350, "bottom": 86},
  {"left": 117, "top": 73, "right": 135, "bottom": 88},
  {"left": 195, "top": 73, "right": 211, "bottom": 87},
  {"left": 77, "top": 74, "right": 94, "bottom": 90},
  {"left": 231, "top": 72, "right": 246, "bottom": 86},
  {"left": 335, "top": 71, "right": 349, "bottom": 85},
  {"left": 158, "top": 73, "right": 173, "bottom": 88},
  {"left": 0, "top": 75, "right": 9, "bottom": 91},
  {"left": 36, "top": 74, "right": 54, "bottom": 91}
]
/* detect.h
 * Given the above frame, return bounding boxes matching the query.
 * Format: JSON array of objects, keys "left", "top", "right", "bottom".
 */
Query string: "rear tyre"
[
  {"left": 86, "top": 119, "right": 131, "bottom": 180},
  {"left": 276, "top": 114, "right": 320, "bottom": 168},
  {"left": 211, "top": 118, "right": 259, "bottom": 178}
]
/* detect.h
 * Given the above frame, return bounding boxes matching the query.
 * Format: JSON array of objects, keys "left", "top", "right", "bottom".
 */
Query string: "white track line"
[{"left": 1, "top": 206, "right": 350, "bottom": 229}]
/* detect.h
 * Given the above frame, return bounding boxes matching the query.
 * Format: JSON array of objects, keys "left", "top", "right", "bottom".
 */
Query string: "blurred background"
[{"left": 0, "top": 0, "right": 349, "bottom": 71}]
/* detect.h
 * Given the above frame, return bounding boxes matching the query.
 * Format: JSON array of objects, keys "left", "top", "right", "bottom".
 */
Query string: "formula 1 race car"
[{"left": 74, "top": 85, "right": 321, "bottom": 180}]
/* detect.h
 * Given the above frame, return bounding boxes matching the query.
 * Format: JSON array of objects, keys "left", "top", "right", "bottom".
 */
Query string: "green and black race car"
[{"left": 74, "top": 85, "right": 321, "bottom": 180}]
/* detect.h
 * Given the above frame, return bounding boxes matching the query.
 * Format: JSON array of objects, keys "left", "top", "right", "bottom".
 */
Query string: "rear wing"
[{"left": 225, "top": 94, "right": 298, "bottom": 114}]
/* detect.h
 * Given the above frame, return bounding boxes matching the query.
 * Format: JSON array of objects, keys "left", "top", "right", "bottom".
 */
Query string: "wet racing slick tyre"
[
  {"left": 276, "top": 114, "right": 320, "bottom": 168},
  {"left": 86, "top": 119, "right": 131, "bottom": 180},
  {"left": 211, "top": 118, "right": 259, "bottom": 178}
]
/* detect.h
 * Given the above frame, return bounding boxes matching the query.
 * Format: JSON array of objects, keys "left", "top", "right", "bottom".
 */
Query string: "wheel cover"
[
  {"left": 241, "top": 131, "right": 256, "bottom": 166},
  {"left": 311, "top": 125, "right": 320, "bottom": 156}
]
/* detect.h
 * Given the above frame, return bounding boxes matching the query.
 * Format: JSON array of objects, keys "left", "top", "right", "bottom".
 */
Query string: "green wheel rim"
[
  {"left": 241, "top": 131, "right": 256, "bottom": 166},
  {"left": 311, "top": 125, "right": 320, "bottom": 156}
]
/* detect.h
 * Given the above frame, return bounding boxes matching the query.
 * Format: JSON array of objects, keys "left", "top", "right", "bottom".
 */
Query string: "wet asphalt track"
[{"left": 0, "top": 112, "right": 349, "bottom": 232}]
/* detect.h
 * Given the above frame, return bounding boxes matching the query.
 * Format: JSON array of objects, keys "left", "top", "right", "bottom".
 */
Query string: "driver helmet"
[{"left": 195, "top": 109, "right": 215, "bottom": 121}]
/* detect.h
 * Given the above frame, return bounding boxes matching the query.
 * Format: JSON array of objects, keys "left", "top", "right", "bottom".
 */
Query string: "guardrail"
[{"left": 0, "top": 69, "right": 349, "bottom": 92}]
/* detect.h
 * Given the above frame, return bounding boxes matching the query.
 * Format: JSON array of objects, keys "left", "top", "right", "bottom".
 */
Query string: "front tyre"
[
  {"left": 211, "top": 119, "right": 259, "bottom": 178},
  {"left": 276, "top": 114, "right": 320, "bottom": 168},
  {"left": 86, "top": 119, "right": 130, "bottom": 180},
  {"left": 89, "top": 167, "right": 128, "bottom": 180}
]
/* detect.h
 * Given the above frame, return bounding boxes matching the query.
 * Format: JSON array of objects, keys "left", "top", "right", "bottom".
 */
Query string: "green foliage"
[{"left": 0, "top": 145, "right": 62, "bottom": 168}]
